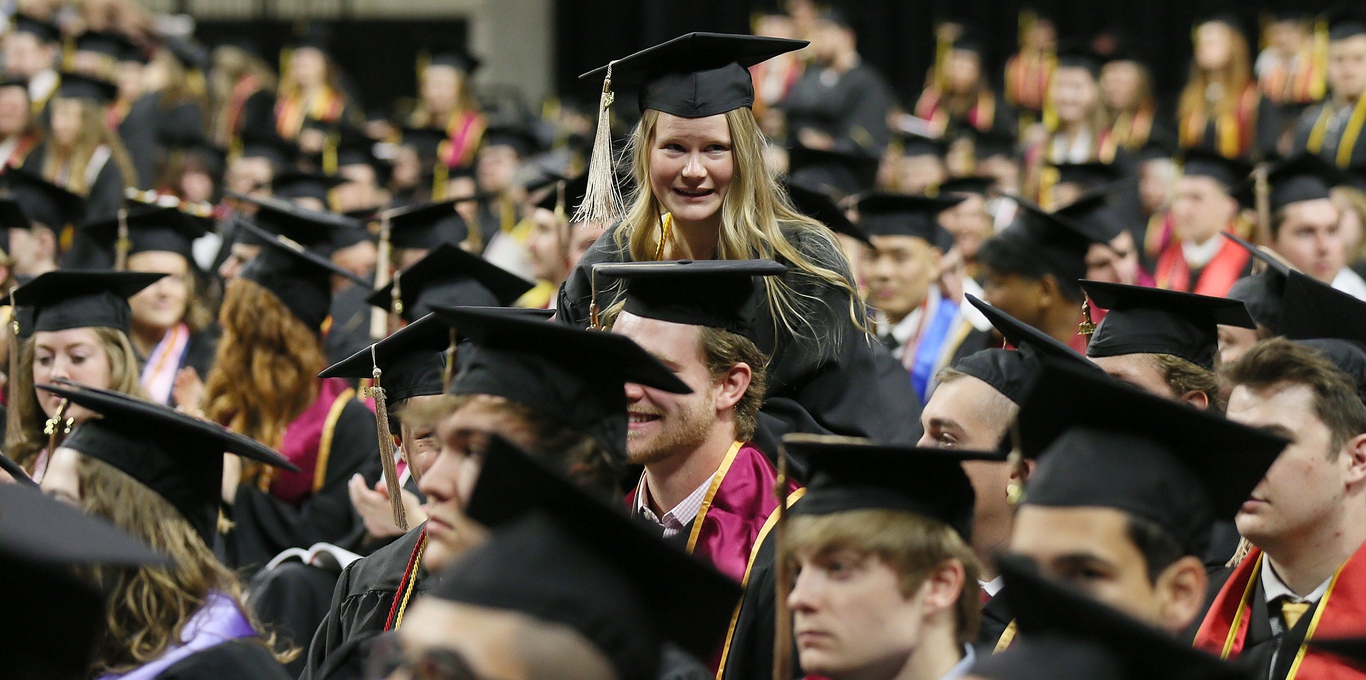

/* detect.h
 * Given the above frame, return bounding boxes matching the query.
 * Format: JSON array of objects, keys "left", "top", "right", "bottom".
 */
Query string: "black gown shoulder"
[{"left": 153, "top": 638, "right": 292, "bottom": 680}]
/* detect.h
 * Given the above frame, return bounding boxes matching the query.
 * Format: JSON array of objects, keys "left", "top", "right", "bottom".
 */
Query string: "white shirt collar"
[
  {"left": 1332, "top": 267, "right": 1366, "bottom": 301},
  {"left": 940, "top": 645, "right": 976, "bottom": 680},
  {"left": 979, "top": 576, "right": 1004, "bottom": 598},
  {"left": 634, "top": 472, "right": 716, "bottom": 540},
  {"left": 1261, "top": 557, "right": 1332, "bottom": 604},
  {"left": 1182, "top": 233, "right": 1226, "bottom": 268}
]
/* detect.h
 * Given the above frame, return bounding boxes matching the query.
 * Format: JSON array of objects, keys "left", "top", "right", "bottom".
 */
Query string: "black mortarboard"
[
  {"left": 73, "top": 30, "right": 134, "bottom": 61},
  {"left": 272, "top": 169, "right": 346, "bottom": 206},
  {"left": 972, "top": 555, "right": 1248, "bottom": 680},
  {"left": 580, "top": 32, "right": 806, "bottom": 118},
  {"left": 1232, "top": 151, "right": 1349, "bottom": 213},
  {"left": 1050, "top": 162, "right": 1122, "bottom": 191},
  {"left": 1017, "top": 360, "right": 1288, "bottom": 555},
  {"left": 10, "top": 13, "right": 59, "bottom": 43},
  {"left": 1223, "top": 231, "right": 1290, "bottom": 332},
  {"left": 398, "top": 126, "right": 447, "bottom": 161},
  {"left": 12, "top": 271, "right": 163, "bottom": 334},
  {"left": 947, "top": 27, "right": 986, "bottom": 56},
  {"left": 1194, "top": 2, "right": 1250, "bottom": 37},
  {"left": 238, "top": 133, "right": 293, "bottom": 169},
  {"left": 898, "top": 129, "right": 950, "bottom": 158},
  {"left": 1280, "top": 268, "right": 1366, "bottom": 344},
  {"left": 238, "top": 220, "right": 367, "bottom": 331},
  {"left": 1081, "top": 280, "right": 1255, "bottom": 369},
  {"left": 1180, "top": 147, "right": 1252, "bottom": 188},
  {"left": 594, "top": 259, "right": 787, "bottom": 340},
  {"left": 787, "top": 145, "right": 880, "bottom": 197},
  {"left": 80, "top": 206, "right": 210, "bottom": 263},
  {"left": 427, "top": 46, "right": 481, "bottom": 73},
  {"left": 1327, "top": 4, "right": 1366, "bottom": 41},
  {"left": 458, "top": 435, "right": 743, "bottom": 677},
  {"left": 0, "top": 168, "right": 85, "bottom": 230},
  {"left": 1055, "top": 40, "right": 1105, "bottom": 78},
  {"left": 856, "top": 193, "right": 960, "bottom": 250},
  {"left": 954, "top": 294, "right": 1099, "bottom": 405},
  {"left": 785, "top": 179, "right": 871, "bottom": 247},
  {"left": 383, "top": 199, "right": 470, "bottom": 250},
  {"left": 1299, "top": 338, "right": 1366, "bottom": 405},
  {"left": 229, "top": 191, "right": 365, "bottom": 252},
  {"left": 939, "top": 176, "right": 994, "bottom": 196},
  {"left": 39, "top": 381, "right": 298, "bottom": 544},
  {"left": 433, "top": 306, "right": 691, "bottom": 466},
  {"left": 54, "top": 72, "right": 119, "bottom": 104},
  {"left": 988, "top": 197, "right": 1099, "bottom": 285},
  {"left": 1053, "top": 188, "right": 1125, "bottom": 242},
  {"left": 319, "top": 313, "right": 448, "bottom": 417},
  {"left": 163, "top": 37, "right": 209, "bottom": 71},
  {"left": 288, "top": 24, "right": 334, "bottom": 55},
  {"left": 481, "top": 125, "right": 538, "bottom": 158},
  {"left": 1137, "top": 136, "right": 1177, "bottom": 163},
  {"left": 972, "top": 128, "right": 1017, "bottom": 160},
  {"left": 0, "top": 482, "right": 167, "bottom": 566},
  {"left": 535, "top": 174, "right": 590, "bottom": 218},
  {"left": 367, "top": 243, "right": 534, "bottom": 321},
  {"left": 785, "top": 436, "right": 1004, "bottom": 541}
]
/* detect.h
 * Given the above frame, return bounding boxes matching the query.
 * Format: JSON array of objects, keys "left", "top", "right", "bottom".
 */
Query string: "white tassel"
[{"left": 574, "top": 61, "right": 624, "bottom": 226}]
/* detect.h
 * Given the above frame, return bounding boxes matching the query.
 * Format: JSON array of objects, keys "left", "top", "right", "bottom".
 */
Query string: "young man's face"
[
  {"left": 789, "top": 548, "right": 938, "bottom": 679},
  {"left": 980, "top": 267, "right": 1048, "bottom": 329},
  {"left": 1228, "top": 381, "right": 1352, "bottom": 549},
  {"left": 1274, "top": 198, "right": 1345, "bottom": 285},
  {"left": 918, "top": 374, "right": 1013, "bottom": 451},
  {"left": 1170, "top": 175, "right": 1236, "bottom": 246},
  {"left": 863, "top": 235, "right": 941, "bottom": 324}
]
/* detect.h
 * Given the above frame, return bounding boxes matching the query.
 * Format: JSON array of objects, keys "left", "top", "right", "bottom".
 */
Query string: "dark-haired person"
[
  {"left": 1154, "top": 150, "right": 1253, "bottom": 296},
  {"left": 780, "top": 9, "right": 893, "bottom": 157},
  {"left": 1193, "top": 338, "right": 1366, "bottom": 680},
  {"left": 1291, "top": 7, "right": 1366, "bottom": 169}
]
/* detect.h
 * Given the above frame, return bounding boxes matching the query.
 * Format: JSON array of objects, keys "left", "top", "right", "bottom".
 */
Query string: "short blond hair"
[{"left": 782, "top": 509, "right": 982, "bottom": 644}]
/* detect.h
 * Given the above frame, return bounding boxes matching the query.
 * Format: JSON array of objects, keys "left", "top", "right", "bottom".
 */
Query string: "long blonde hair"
[
  {"left": 614, "top": 107, "right": 866, "bottom": 343},
  {"left": 41, "top": 97, "right": 138, "bottom": 195},
  {"left": 76, "top": 456, "right": 292, "bottom": 674},
  {"left": 9, "top": 327, "right": 143, "bottom": 472},
  {"left": 1177, "top": 21, "right": 1253, "bottom": 126}
]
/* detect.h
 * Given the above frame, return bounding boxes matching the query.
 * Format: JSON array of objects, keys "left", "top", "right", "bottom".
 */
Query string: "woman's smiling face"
[{"left": 648, "top": 112, "right": 735, "bottom": 226}]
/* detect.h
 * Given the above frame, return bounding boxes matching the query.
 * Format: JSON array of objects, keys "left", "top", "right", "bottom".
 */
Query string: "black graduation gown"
[
  {"left": 53, "top": 144, "right": 129, "bottom": 269},
  {"left": 1291, "top": 99, "right": 1366, "bottom": 169},
  {"left": 225, "top": 398, "right": 382, "bottom": 574},
  {"left": 557, "top": 223, "right": 924, "bottom": 445},
  {"left": 781, "top": 62, "right": 895, "bottom": 157},
  {"left": 301, "top": 524, "right": 429, "bottom": 680},
  {"left": 325, "top": 281, "right": 377, "bottom": 368},
  {"left": 120, "top": 94, "right": 160, "bottom": 189},
  {"left": 152, "top": 639, "right": 292, "bottom": 680},
  {"left": 718, "top": 527, "right": 802, "bottom": 680},
  {"left": 1193, "top": 566, "right": 1318, "bottom": 680},
  {"left": 976, "top": 590, "right": 1013, "bottom": 655}
]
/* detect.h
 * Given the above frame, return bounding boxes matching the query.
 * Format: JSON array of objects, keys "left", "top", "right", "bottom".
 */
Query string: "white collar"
[
  {"left": 979, "top": 576, "right": 1004, "bottom": 598},
  {"left": 1181, "top": 233, "right": 1226, "bottom": 268},
  {"left": 1261, "top": 557, "right": 1332, "bottom": 604},
  {"left": 1332, "top": 267, "right": 1366, "bottom": 301}
]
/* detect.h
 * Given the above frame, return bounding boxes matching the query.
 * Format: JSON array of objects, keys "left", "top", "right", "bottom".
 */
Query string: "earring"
[{"left": 1006, "top": 482, "right": 1023, "bottom": 506}]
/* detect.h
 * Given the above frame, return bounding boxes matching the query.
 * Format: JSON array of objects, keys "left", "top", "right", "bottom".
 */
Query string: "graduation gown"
[
  {"left": 153, "top": 638, "right": 293, "bottom": 680},
  {"left": 325, "top": 280, "right": 378, "bottom": 368},
  {"left": 120, "top": 94, "right": 160, "bottom": 189},
  {"left": 1292, "top": 96, "right": 1366, "bottom": 169},
  {"left": 558, "top": 222, "right": 923, "bottom": 445},
  {"left": 224, "top": 378, "right": 382, "bottom": 573},
  {"left": 781, "top": 62, "right": 895, "bottom": 156},
  {"left": 976, "top": 590, "right": 1014, "bottom": 655},
  {"left": 107, "top": 592, "right": 293, "bottom": 680}
]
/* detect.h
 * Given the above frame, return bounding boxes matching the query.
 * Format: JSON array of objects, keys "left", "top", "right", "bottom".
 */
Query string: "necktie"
[{"left": 1278, "top": 599, "right": 1311, "bottom": 630}]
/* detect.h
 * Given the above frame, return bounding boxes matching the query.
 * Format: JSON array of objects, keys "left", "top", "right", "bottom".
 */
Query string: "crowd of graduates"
[{"left": 9, "top": 1, "right": 1366, "bottom": 680}]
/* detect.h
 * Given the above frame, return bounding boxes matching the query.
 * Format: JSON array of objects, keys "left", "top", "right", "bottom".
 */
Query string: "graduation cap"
[
  {"left": 987, "top": 197, "right": 1099, "bottom": 286},
  {"left": 319, "top": 312, "right": 449, "bottom": 416},
  {"left": 1049, "top": 162, "right": 1122, "bottom": 191},
  {"left": 855, "top": 193, "right": 960, "bottom": 251},
  {"left": 1081, "top": 280, "right": 1254, "bottom": 369},
  {"left": 1017, "top": 360, "right": 1288, "bottom": 555},
  {"left": 238, "top": 133, "right": 293, "bottom": 169},
  {"left": 946, "top": 27, "right": 986, "bottom": 55},
  {"left": 939, "top": 176, "right": 994, "bottom": 196},
  {"left": 785, "top": 436, "right": 1005, "bottom": 541},
  {"left": 288, "top": 23, "right": 334, "bottom": 55},
  {"left": 73, "top": 30, "right": 135, "bottom": 61},
  {"left": 366, "top": 243, "right": 534, "bottom": 321},
  {"left": 1328, "top": 4, "right": 1366, "bottom": 41},
  {"left": 1180, "top": 147, "right": 1252, "bottom": 188},
  {"left": 1194, "top": 2, "right": 1250, "bottom": 38},
  {"left": 954, "top": 294, "right": 1099, "bottom": 405},
  {"left": 1053, "top": 188, "right": 1125, "bottom": 242},
  {"left": 972, "top": 555, "right": 1248, "bottom": 680},
  {"left": 163, "top": 37, "right": 209, "bottom": 72},
  {"left": 0, "top": 168, "right": 86, "bottom": 231},
  {"left": 80, "top": 206, "right": 210, "bottom": 264},
  {"left": 54, "top": 72, "right": 119, "bottom": 104},
  {"left": 433, "top": 305, "right": 691, "bottom": 467},
  {"left": 39, "top": 380, "right": 298, "bottom": 544},
  {"left": 11, "top": 270, "right": 163, "bottom": 335},
  {"left": 455, "top": 434, "right": 744, "bottom": 679},
  {"left": 785, "top": 179, "right": 871, "bottom": 247},
  {"left": 1222, "top": 231, "right": 1290, "bottom": 332},
  {"left": 898, "top": 129, "right": 950, "bottom": 158},
  {"left": 1055, "top": 40, "right": 1105, "bottom": 78},
  {"left": 971, "top": 128, "right": 1017, "bottom": 161},
  {"left": 10, "top": 13, "right": 60, "bottom": 43},
  {"left": 380, "top": 199, "right": 471, "bottom": 250},
  {"left": 398, "top": 125, "right": 447, "bottom": 161},
  {"left": 535, "top": 173, "right": 590, "bottom": 220},
  {"left": 1280, "top": 268, "right": 1366, "bottom": 344},
  {"left": 426, "top": 45, "right": 481, "bottom": 73},
  {"left": 271, "top": 169, "right": 346, "bottom": 206},
  {"left": 787, "top": 145, "right": 880, "bottom": 197},
  {"left": 482, "top": 124, "right": 539, "bottom": 158},
  {"left": 593, "top": 259, "right": 787, "bottom": 340},
  {"left": 229, "top": 191, "right": 364, "bottom": 251},
  {"left": 1232, "top": 151, "right": 1349, "bottom": 214},
  {"left": 238, "top": 220, "right": 367, "bottom": 332}
]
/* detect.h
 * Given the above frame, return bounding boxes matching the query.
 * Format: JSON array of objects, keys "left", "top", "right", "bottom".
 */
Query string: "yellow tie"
[{"left": 1280, "top": 600, "right": 1311, "bottom": 630}]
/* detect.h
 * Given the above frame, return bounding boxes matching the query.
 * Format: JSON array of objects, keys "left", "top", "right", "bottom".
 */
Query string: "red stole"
[
  {"left": 1005, "top": 51, "right": 1054, "bottom": 113},
  {"left": 1179, "top": 83, "right": 1260, "bottom": 160},
  {"left": 914, "top": 88, "right": 997, "bottom": 136},
  {"left": 1194, "top": 544, "right": 1366, "bottom": 680},
  {"left": 268, "top": 378, "right": 357, "bottom": 505},
  {"left": 1154, "top": 234, "right": 1250, "bottom": 297}
]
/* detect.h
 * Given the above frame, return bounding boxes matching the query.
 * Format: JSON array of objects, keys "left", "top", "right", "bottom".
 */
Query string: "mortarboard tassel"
[
  {"left": 370, "top": 211, "right": 393, "bottom": 341},
  {"left": 1078, "top": 294, "right": 1097, "bottom": 336},
  {"left": 4, "top": 290, "right": 21, "bottom": 454},
  {"left": 574, "top": 61, "right": 624, "bottom": 226},
  {"left": 368, "top": 345, "right": 409, "bottom": 532},
  {"left": 443, "top": 328, "right": 458, "bottom": 392},
  {"left": 1253, "top": 163, "right": 1273, "bottom": 245},
  {"left": 113, "top": 207, "right": 130, "bottom": 271},
  {"left": 44, "top": 398, "right": 72, "bottom": 455}
]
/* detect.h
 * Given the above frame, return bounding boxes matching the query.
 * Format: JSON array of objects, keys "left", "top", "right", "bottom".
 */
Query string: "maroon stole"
[
  {"left": 1194, "top": 544, "right": 1366, "bottom": 680},
  {"left": 1154, "top": 233, "right": 1250, "bottom": 297},
  {"left": 263, "top": 378, "right": 356, "bottom": 505},
  {"left": 914, "top": 88, "right": 998, "bottom": 136}
]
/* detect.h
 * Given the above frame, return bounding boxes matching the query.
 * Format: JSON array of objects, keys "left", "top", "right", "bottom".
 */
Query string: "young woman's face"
[
  {"left": 421, "top": 65, "right": 462, "bottom": 113},
  {"left": 49, "top": 98, "right": 84, "bottom": 147},
  {"left": 32, "top": 327, "right": 114, "bottom": 422},
  {"left": 648, "top": 112, "right": 735, "bottom": 226},
  {"left": 1195, "top": 22, "right": 1234, "bottom": 72},
  {"left": 1051, "top": 66, "right": 1099, "bottom": 125},
  {"left": 289, "top": 47, "right": 328, "bottom": 89},
  {"left": 128, "top": 252, "right": 192, "bottom": 334}
]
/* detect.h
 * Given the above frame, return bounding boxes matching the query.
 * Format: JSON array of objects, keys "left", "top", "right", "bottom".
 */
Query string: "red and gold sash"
[
  {"left": 384, "top": 527, "right": 428, "bottom": 631},
  {"left": 915, "top": 89, "right": 997, "bottom": 137},
  {"left": 1260, "top": 53, "right": 1325, "bottom": 106},
  {"left": 1110, "top": 107, "right": 1155, "bottom": 151},
  {"left": 1005, "top": 51, "right": 1053, "bottom": 113},
  {"left": 1194, "top": 544, "right": 1366, "bottom": 680},
  {"left": 274, "top": 87, "right": 346, "bottom": 140},
  {"left": 442, "top": 110, "right": 486, "bottom": 168},
  {"left": 1179, "top": 84, "right": 1260, "bottom": 159},
  {"left": 1154, "top": 233, "right": 1250, "bottom": 296}
]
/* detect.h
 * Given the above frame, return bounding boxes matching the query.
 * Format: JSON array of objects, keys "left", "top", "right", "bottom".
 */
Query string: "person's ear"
[
  {"left": 1178, "top": 389, "right": 1210, "bottom": 411},
  {"left": 715, "top": 362, "right": 752, "bottom": 414},
  {"left": 1342, "top": 433, "right": 1366, "bottom": 487},
  {"left": 1153, "top": 555, "right": 1209, "bottom": 635},
  {"left": 920, "top": 558, "right": 968, "bottom": 616}
]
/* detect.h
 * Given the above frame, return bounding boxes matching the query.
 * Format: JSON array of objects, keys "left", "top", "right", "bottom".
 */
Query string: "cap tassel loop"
[
  {"left": 442, "top": 328, "right": 458, "bottom": 391},
  {"left": 1078, "top": 295, "right": 1097, "bottom": 336},
  {"left": 369, "top": 346, "right": 409, "bottom": 532},
  {"left": 588, "top": 263, "right": 602, "bottom": 330},
  {"left": 4, "top": 290, "right": 21, "bottom": 454},
  {"left": 113, "top": 208, "right": 130, "bottom": 271},
  {"left": 574, "top": 61, "right": 624, "bottom": 226},
  {"left": 44, "top": 398, "right": 73, "bottom": 454}
]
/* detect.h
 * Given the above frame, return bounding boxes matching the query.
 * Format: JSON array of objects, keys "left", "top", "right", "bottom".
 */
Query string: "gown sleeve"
[
  {"left": 228, "top": 400, "right": 382, "bottom": 572},
  {"left": 59, "top": 160, "right": 127, "bottom": 269}
]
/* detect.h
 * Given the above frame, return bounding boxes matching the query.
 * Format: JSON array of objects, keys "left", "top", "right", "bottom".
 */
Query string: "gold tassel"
[
  {"left": 390, "top": 270, "right": 404, "bottom": 319},
  {"left": 113, "top": 208, "right": 130, "bottom": 271},
  {"left": 44, "top": 398, "right": 72, "bottom": 453},
  {"left": 442, "top": 328, "right": 458, "bottom": 391},
  {"left": 1006, "top": 421, "right": 1026, "bottom": 506},
  {"left": 588, "top": 263, "right": 603, "bottom": 330},
  {"left": 369, "top": 212, "right": 392, "bottom": 341},
  {"left": 4, "top": 290, "right": 21, "bottom": 454},
  {"left": 574, "top": 61, "right": 623, "bottom": 225},
  {"left": 1311, "top": 17, "right": 1329, "bottom": 101},
  {"left": 1254, "top": 163, "right": 1272, "bottom": 245},
  {"left": 369, "top": 346, "right": 408, "bottom": 531},
  {"left": 1078, "top": 295, "right": 1097, "bottom": 336}
]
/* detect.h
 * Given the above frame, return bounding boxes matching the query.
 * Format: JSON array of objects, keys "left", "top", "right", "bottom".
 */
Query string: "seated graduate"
[
  {"left": 919, "top": 294, "right": 1100, "bottom": 650},
  {"left": 81, "top": 204, "right": 219, "bottom": 407},
  {"left": 968, "top": 555, "right": 1245, "bottom": 680},
  {"left": 1152, "top": 149, "right": 1253, "bottom": 296},
  {"left": 8, "top": 270, "right": 164, "bottom": 479},
  {"left": 202, "top": 214, "right": 382, "bottom": 572},
  {"left": 779, "top": 436, "right": 1004, "bottom": 680},
  {"left": 0, "top": 481, "right": 167, "bottom": 680},
  {"left": 1, "top": 168, "right": 85, "bottom": 280},
  {"left": 377, "top": 436, "right": 748, "bottom": 680},
  {"left": 1051, "top": 187, "right": 1152, "bottom": 287},
  {"left": 1006, "top": 360, "right": 1286, "bottom": 637},
  {"left": 301, "top": 306, "right": 687, "bottom": 678},
  {"left": 365, "top": 240, "right": 533, "bottom": 332},
  {"left": 35, "top": 381, "right": 300, "bottom": 679}
]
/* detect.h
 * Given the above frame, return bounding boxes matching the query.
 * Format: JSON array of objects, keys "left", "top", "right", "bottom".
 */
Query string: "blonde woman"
[
  {"left": 557, "top": 33, "right": 922, "bottom": 445},
  {"left": 8, "top": 270, "right": 163, "bottom": 480},
  {"left": 37, "top": 381, "right": 296, "bottom": 679},
  {"left": 1176, "top": 12, "right": 1279, "bottom": 160},
  {"left": 273, "top": 30, "right": 358, "bottom": 156},
  {"left": 407, "top": 48, "right": 486, "bottom": 170}
]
